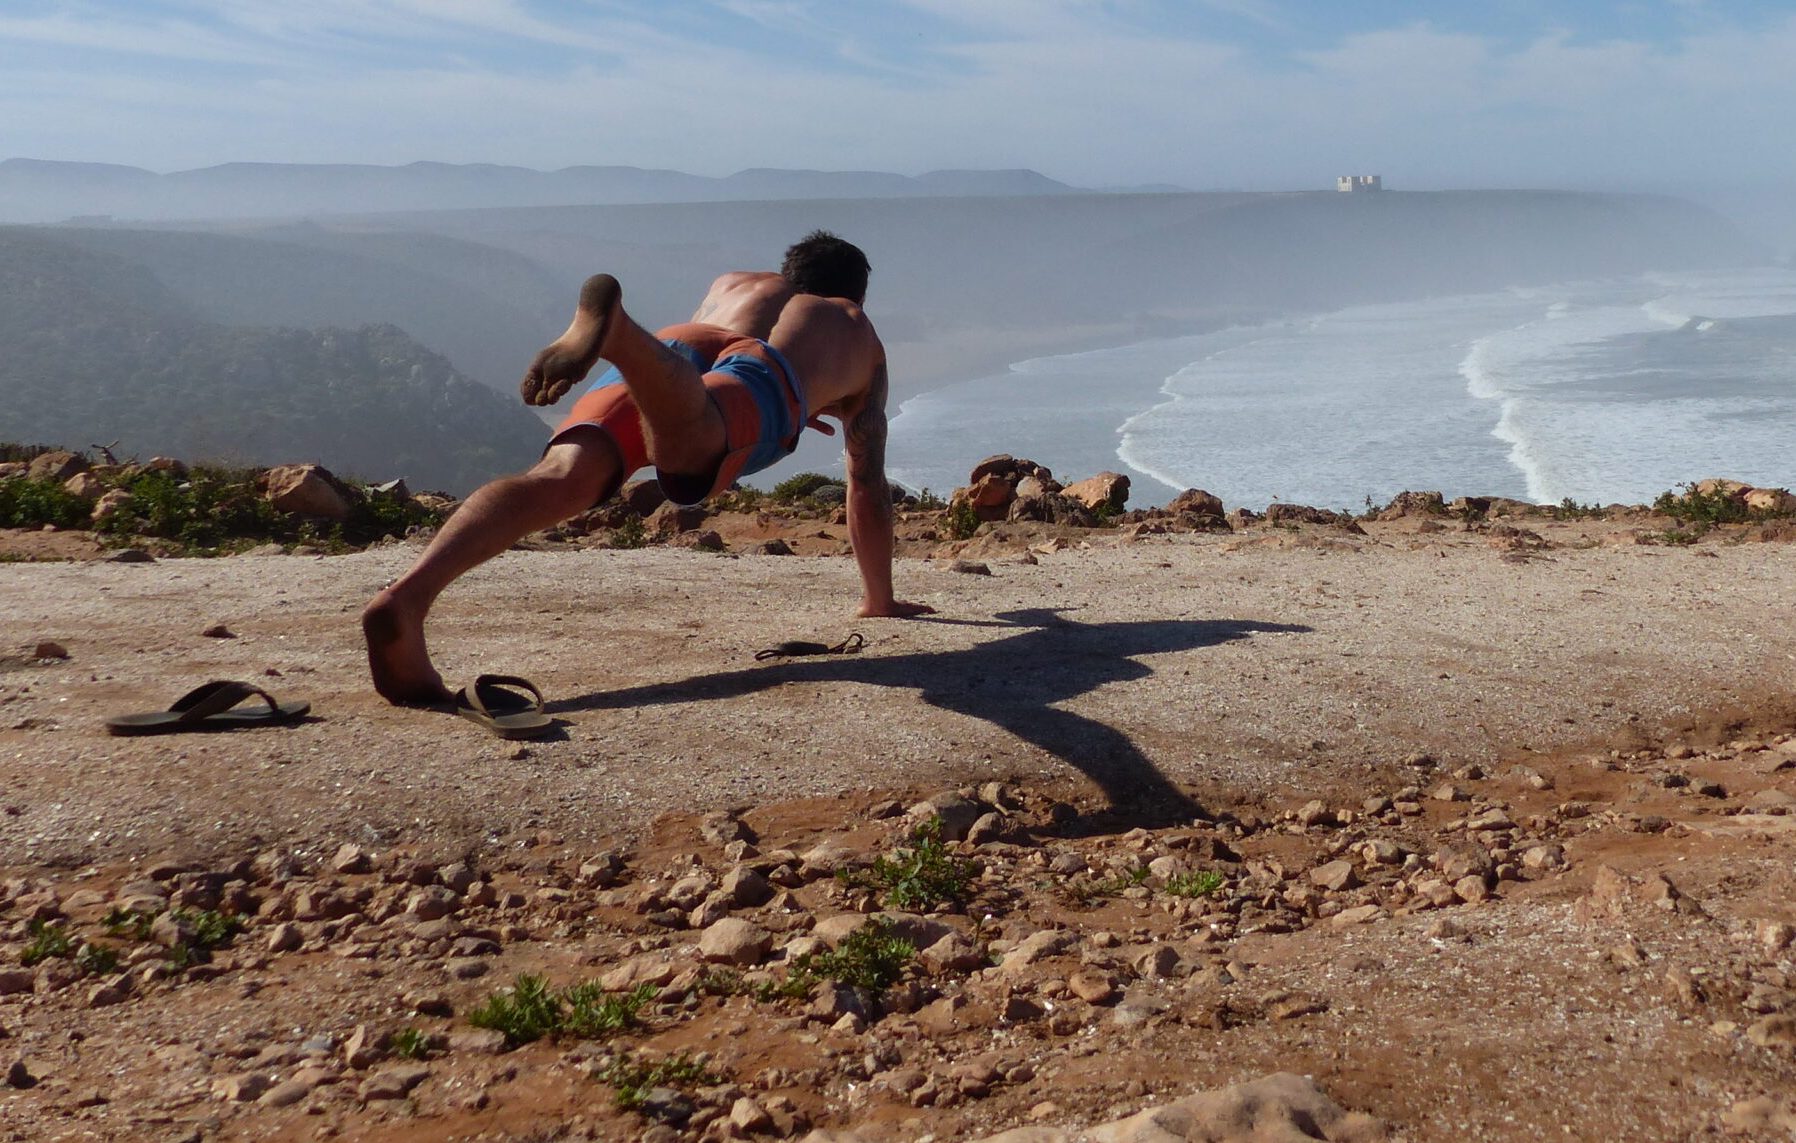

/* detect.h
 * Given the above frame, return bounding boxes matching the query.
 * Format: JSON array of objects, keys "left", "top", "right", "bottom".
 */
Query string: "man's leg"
[
  {"left": 524, "top": 274, "right": 728, "bottom": 480},
  {"left": 362, "top": 428, "right": 624, "bottom": 704}
]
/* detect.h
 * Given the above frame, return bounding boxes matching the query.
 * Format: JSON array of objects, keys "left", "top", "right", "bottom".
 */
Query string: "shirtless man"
[{"left": 361, "top": 231, "right": 932, "bottom": 705}]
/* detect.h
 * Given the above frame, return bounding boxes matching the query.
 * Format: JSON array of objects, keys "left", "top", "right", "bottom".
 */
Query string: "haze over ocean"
[{"left": 886, "top": 267, "right": 1796, "bottom": 510}]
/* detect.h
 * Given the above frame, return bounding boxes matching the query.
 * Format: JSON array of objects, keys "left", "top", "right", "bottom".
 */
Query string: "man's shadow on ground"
[{"left": 556, "top": 608, "right": 1311, "bottom": 834}]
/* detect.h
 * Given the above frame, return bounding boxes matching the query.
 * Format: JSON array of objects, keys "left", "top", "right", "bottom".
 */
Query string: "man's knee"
[{"left": 532, "top": 428, "right": 624, "bottom": 505}]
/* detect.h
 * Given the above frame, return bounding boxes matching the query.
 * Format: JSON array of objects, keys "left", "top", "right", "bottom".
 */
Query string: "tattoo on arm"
[{"left": 845, "top": 363, "right": 889, "bottom": 487}]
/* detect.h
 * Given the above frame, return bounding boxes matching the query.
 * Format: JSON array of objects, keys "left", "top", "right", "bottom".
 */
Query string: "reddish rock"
[
  {"left": 262, "top": 464, "right": 356, "bottom": 521},
  {"left": 1062, "top": 472, "right": 1131, "bottom": 512}
]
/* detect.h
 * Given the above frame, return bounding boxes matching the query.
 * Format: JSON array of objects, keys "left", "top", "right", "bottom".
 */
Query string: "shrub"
[
  {"left": 0, "top": 477, "right": 90, "bottom": 530},
  {"left": 841, "top": 817, "right": 973, "bottom": 911},
  {"left": 468, "top": 976, "right": 657, "bottom": 1047},
  {"left": 945, "top": 499, "right": 980, "bottom": 540},
  {"left": 1164, "top": 870, "right": 1226, "bottom": 898},
  {"left": 600, "top": 1052, "right": 720, "bottom": 1113},
  {"left": 771, "top": 472, "right": 837, "bottom": 501},
  {"left": 790, "top": 917, "right": 915, "bottom": 992},
  {"left": 1654, "top": 483, "right": 1753, "bottom": 526}
]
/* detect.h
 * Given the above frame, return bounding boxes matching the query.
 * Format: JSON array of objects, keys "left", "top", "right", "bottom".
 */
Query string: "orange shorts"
[{"left": 550, "top": 323, "right": 806, "bottom": 507}]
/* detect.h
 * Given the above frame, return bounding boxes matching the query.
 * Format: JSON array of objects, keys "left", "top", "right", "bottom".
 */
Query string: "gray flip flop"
[
  {"left": 454, "top": 674, "right": 554, "bottom": 740},
  {"left": 105, "top": 680, "right": 310, "bottom": 736}
]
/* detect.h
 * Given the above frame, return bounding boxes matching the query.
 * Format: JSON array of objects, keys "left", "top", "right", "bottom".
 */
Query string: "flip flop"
[
  {"left": 755, "top": 633, "right": 865, "bottom": 661},
  {"left": 105, "top": 680, "right": 310, "bottom": 736},
  {"left": 455, "top": 674, "right": 554, "bottom": 740}
]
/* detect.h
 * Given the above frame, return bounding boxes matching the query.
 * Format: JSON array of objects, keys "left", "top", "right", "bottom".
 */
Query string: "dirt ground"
[{"left": 2, "top": 507, "right": 1795, "bottom": 1141}]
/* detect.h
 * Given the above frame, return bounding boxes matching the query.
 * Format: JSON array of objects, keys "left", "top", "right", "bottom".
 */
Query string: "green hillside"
[{"left": 0, "top": 228, "right": 550, "bottom": 493}]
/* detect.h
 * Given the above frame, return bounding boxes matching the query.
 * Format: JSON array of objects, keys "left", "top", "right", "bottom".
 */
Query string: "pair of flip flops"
[
  {"left": 106, "top": 680, "right": 310, "bottom": 736},
  {"left": 453, "top": 674, "right": 553, "bottom": 740}
]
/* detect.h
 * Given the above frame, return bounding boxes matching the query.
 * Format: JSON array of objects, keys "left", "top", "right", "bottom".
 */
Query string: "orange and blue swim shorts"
[{"left": 550, "top": 322, "right": 806, "bottom": 507}]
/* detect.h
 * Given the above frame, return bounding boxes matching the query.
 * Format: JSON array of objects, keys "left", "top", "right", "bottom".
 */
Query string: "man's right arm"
[{"left": 844, "top": 361, "right": 932, "bottom": 619}]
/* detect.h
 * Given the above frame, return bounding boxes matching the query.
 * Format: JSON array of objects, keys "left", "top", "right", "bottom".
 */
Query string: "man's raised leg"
[{"left": 362, "top": 429, "right": 623, "bottom": 704}]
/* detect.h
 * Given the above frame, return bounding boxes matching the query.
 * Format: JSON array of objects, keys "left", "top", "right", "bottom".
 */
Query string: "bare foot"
[
  {"left": 362, "top": 589, "right": 452, "bottom": 706},
  {"left": 520, "top": 273, "right": 622, "bottom": 407}
]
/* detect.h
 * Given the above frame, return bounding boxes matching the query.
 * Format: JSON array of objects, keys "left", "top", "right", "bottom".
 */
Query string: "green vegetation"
[
  {"left": 910, "top": 488, "right": 947, "bottom": 511},
  {"left": 468, "top": 975, "right": 657, "bottom": 1047},
  {"left": 75, "top": 942, "right": 121, "bottom": 976},
  {"left": 1163, "top": 870, "right": 1227, "bottom": 899},
  {"left": 599, "top": 1052, "right": 720, "bottom": 1113},
  {"left": 1063, "top": 865, "right": 1151, "bottom": 904},
  {"left": 791, "top": 917, "right": 916, "bottom": 992},
  {"left": 391, "top": 1028, "right": 433, "bottom": 1060},
  {"left": 0, "top": 476, "right": 89, "bottom": 529},
  {"left": 840, "top": 817, "right": 973, "bottom": 911},
  {"left": 20, "top": 920, "right": 74, "bottom": 966},
  {"left": 771, "top": 472, "right": 838, "bottom": 501},
  {"left": 1552, "top": 496, "right": 1605, "bottom": 520},
  {"left": 945, "top": 498, "right": 981, "bottom": 541},
  {"left": 164, "top": 908, "right": 243, "bottom": 965},
  {"left": 102, "top": 907, "right": 156, "bottom": 941},
  {"left": 1653, "top": 482, "right": 1756, "bottom": 527},
  {"left": 0, "top": 451, "right": 445, "bottom": 555},
  {"left": 607, "top": 516, "right": 647, "bottom": 549}
]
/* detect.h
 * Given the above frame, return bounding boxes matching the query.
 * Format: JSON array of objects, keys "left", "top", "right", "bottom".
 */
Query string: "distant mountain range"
[
  {"left": 0, "top": 176, "right": 1759, "bottom": 495},
  {"left": 0, "top": 159, "right": 1100, "bottom": 224}
]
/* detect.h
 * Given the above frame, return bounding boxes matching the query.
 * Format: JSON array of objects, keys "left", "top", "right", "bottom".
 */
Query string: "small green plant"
[
  {"left": 608, "top": 516, "right": 647, "bottom": 550},
  {"left": 562, "top": 982, "right": 657, "bottom": 1039},
  {"left": 21, "top": 920, "right": 74, "bottom": 966},
  {"left": 74, "top": 942, "right": 122, "bottom": 976},
  {"left": 600, "top": 1051, "right": 720, "bottom": 1113},
  {"left": 468, "top": 975, "right": 656, "bottom": 1046},
  {"left": 840, "top": 817, "right": 973, "bottom": 911},
  {"left": 102, "top": 906, "right": 157, "bottom": 941},
  {"left": 945, "top": 498, "right": 980, "bottom": 541},
  {"left": 1090, "top": 500, "right": 1120, "bottom": 525},
  {"left": 791, "top": 917, "right": 915, "bottom": 992},
  {"left": 159, "top": 908, "right": 242, "bottom": 964},
  {"left": 771, "top": 472, "right": 837, "bottom": 501},
  {"left": 1552, "top": 497, "right": 1604, "bottom": 520},
  {"left": 1652, "top": 528, "right": 1702, "bottom": 546},
  {"left": 1064, "top": 865, "right": 1150, "bottom": 904},
  {"left": 469, "top": 973, "right": 563, "bottom": 1046},
  {"left": 1163, "top": 870, "right": 1226, "bottom": 899},
  {"left": 751, "top": 972, "right": 816, "bottom": 1002},
  {"left": 911, "top": 488, "right": 947, "bottom": 511},
  {"left": 391, "top": 1027, "right": 432, "bottom": 1060}
]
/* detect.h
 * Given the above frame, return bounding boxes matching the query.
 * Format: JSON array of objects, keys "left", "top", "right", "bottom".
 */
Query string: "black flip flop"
[
  {"left": 455, "top": 674, "right": 554, "bottom": 740},
  {"left": 105, "top": 680, "right": 310, "bottom": 736},
  {"left": 755, "top": 633, "right": 865, "bottom": 661}
]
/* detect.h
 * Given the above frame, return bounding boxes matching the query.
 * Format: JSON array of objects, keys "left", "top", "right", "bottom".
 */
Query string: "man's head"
[{"left": 780, "top": 231, "right": 870, "bottom": 305}]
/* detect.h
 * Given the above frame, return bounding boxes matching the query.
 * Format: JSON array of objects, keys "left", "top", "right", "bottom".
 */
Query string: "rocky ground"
[{"left": 3, "top": 460, "right": 1796, "bottom": 1142}]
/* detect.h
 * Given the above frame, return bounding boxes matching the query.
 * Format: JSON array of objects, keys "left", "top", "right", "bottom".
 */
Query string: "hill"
[{"left": 0, "top": 229, "right": 549, "bottom": 493}]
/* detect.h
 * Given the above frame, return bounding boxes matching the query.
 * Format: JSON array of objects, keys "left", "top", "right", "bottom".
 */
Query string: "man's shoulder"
[{"left": 712, "top": 270, "right": 785, "bottom": 292}]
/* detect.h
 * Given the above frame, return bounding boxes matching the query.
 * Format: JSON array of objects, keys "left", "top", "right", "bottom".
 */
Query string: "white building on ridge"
[{"left": 1337, "top": 175, "right": 1383, "bottom": 192}]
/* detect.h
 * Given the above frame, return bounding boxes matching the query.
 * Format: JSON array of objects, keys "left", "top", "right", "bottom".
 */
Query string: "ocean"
[{"left": 885, "top": 267, "right": 1796, "bottom": 510}]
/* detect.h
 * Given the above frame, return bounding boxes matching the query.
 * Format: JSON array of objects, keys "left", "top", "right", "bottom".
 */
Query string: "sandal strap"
[
  {"left": 467, "top": 674, "right": 543, "bottom": 717},
  {"left": 169, "top": 680, "right": 278, "bottom": 723}
]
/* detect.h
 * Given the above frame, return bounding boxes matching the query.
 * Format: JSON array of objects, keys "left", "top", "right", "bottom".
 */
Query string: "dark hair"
[{"left": 780, "top": 230, "right": 870, "bottom": 304}]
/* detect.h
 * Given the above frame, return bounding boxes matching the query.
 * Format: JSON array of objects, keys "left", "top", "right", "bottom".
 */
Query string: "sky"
[{"left": 3, "top": 0, "right": 1795, "bottom": 194}]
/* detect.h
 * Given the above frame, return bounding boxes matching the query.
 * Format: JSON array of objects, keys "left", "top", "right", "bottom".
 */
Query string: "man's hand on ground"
[{"left": 858, "top": 599, "right": 936, "bottom": 618}]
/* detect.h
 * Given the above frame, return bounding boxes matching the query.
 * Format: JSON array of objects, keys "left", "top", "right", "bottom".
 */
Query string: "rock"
[
  {"left": 258, "top": 1079, "right": 314, "bottom": 1108},
  {"left": 1722, "top": 1097, "right": 1796, "bottom": 1136},
  {"left": 1430, "top": 783, "right": 1470, "bottom": 802},
  {"left": 27, "top": 450, "right": 88, "bottom": 482},
  {"left": 0, "top": 971, "right": 34, "bottom": 996},
  {"left": 699, "top": 918, "right": 772, "bottom": 965},
  {"left": 90, "top": 489, "right": 133, "bottom": 525},
  {"left": 598, "top": 955, "right": 679, "bottom": 992},
  {"left": 1745, "top": 487, "right": 1796, "bottom": 513},
  {"left": 701, "top": 812, "right": 752, "bottom": 846},
  {"left": 1001, "top": 929, "right": 1077, "bottom": 970},
  {"left": 343, "top": 1025, "right": 385, "bottom": 1069},
  {"left": 1746, "top": 1015, "right": 1796, "bottom": 1050},
  {"left": 1062, "top": 1071, "right": 1382, "bottom": 1143},
  {"left": 950, "top": 559, "right": 992, "bottom": 576},
  {"left": 731, "top": 1096, "right": 775, "bottom": 1133},
  {"left": 1331, "top": 904, "right": 1385, "bottom": 927},
  {"left": 753, "top": 537, "right": 795, "bottom": 556},
  {"left": 1067, "top": 970, "right": 1116, "bottom": 1004},
  {"left": 1295, "top": 800, "right": 1335, "bottom": 828},
  {"left": 32, "top": 641, "right": 68, "bottom": 660},
  {"left": 262, "top": 463, "right": 357, "bottom": 520},
  {"left": 4, "top": 1059, "right": 35, "bottom": 1089},
  {"left": 721, "top": 866, "right": 774, "bottom": 907},
  {"left": 1453, "top": 875, "right": 1491, "bottom": 903},
  {"left": 359, "top": 1064, "right": 431, "bottom": 1101},
  {"left": 920, "top": 933, "right": 986, "bottom": 974},
  {"left": 405, "top": 886, "right": 458, "bottom": 921},
  {"left": 1309, "top": 860, "right": 1358, "bottom": 892},
  {"left": 61, "top": 471, "right": 104, "bottom": 501},
  {"left": 331, "top": 844, "right": 372, "bottom": 874},
  {"left": 448, "top": 1029, "right": 508, "bottom": 1055},
  {"left": 213, "top": 1072, "right": 274, "bottom": 1102},
  {"left": 1062, "top": 473, "right": 1131, "bottom": 512},
  {"left": 909, "top": 791, "right": 985, "bottom": 841},
  {"left": 1166, "top": 489, "right": 1225, "bottom": 518}
]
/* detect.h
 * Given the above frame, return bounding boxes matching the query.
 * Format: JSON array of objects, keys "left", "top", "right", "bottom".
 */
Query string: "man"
[{"left": 362, "top": 231, "right": 932, "bottom": 705}]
